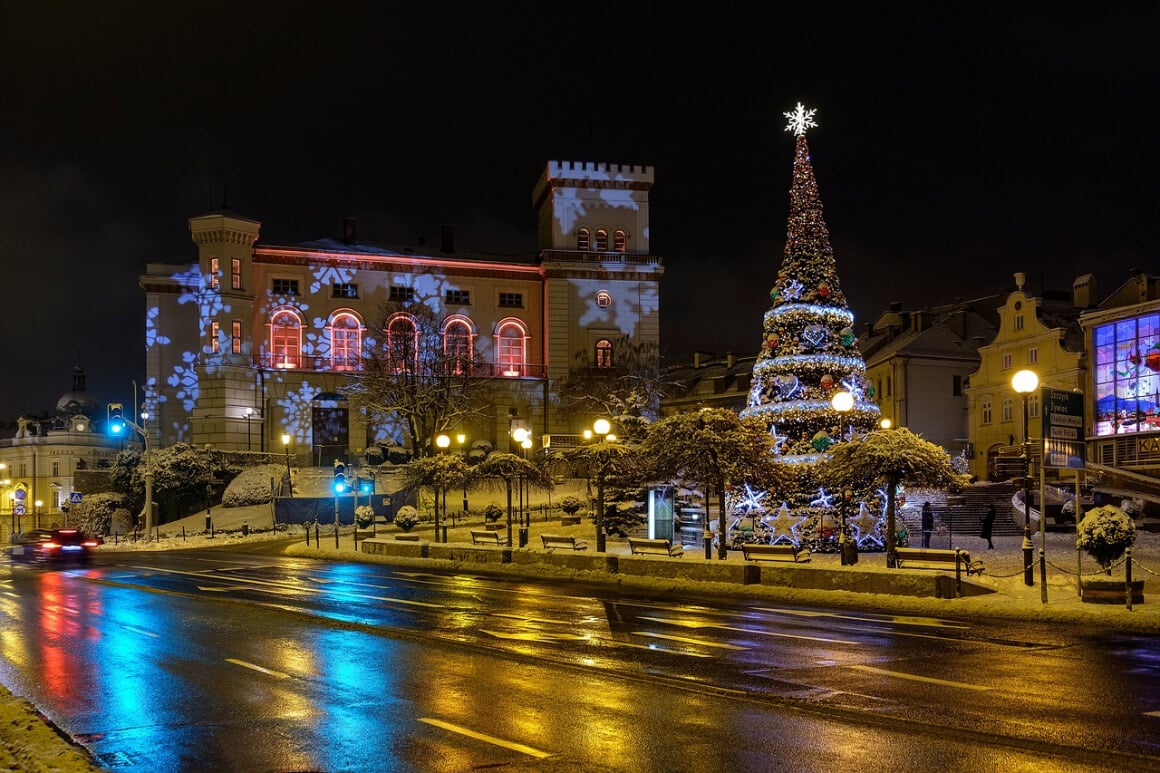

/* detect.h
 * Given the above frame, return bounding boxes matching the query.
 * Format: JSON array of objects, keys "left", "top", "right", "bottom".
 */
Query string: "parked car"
[{"left": 10, "top": 528, "right": 101, "bottom": 566}]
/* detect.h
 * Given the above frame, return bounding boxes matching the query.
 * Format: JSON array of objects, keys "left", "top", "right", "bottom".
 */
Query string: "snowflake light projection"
[
  {"left": 145, "top": 306, "right": 170, "bottom": 348},
  {"left": 166, "top": 352, "right": 200, "bottom": 412},
  {"left": 309, "top": 263, "right": 358, "bottom": 296},
  {"left": 763, "top": 502, "right": 808, "bottom": 546},
  {"left": 783, "top": 102, "right": 818, "bottom": 137},
  {"left": 276, "top": 381, "right": 324, "bottom": 443}
]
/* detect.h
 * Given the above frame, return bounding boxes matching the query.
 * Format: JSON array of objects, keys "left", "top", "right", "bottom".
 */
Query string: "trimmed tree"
[
  {"left": 823, "top": 428, "right": 968, "bottom": 566},
  {"left": 472, "top": 453, "right": 554, "bottom": 547},
  {"left": 640, "top": 408, "right": 777, "bottom": 559},
  {"left": 561, "top": 441, "right": 638, "bottom": 552}
]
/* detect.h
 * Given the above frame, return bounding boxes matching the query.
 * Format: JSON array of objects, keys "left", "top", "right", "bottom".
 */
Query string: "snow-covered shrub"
[
  {"left": 355, "top": 505, "right": 374, "bottom": 527},
  {"left": 386, "top": 445, "right": 410, "bottom": 464},
  {"left": 67, "top": 492, "right": 129, "bottom": 536},
  {"left": 1077, "top": 504, "right": 1137, "bottom": 574},
  {"left": 394, "top": 506, "right": 419, "bottom": 531},
  {"left": 558, "top": 496, "right": 585, "bottom": 516},
  {"left": 221, "top": 464, "right": 284, "bottom": 507}
]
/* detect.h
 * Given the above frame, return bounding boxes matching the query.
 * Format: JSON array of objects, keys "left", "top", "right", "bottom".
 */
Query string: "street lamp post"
[
  {"left": 34, "top": 500, "right": 42, "bottom": 530},
  {"left": 435, "top": 434, "right": 450, "bottom": 542},
  {"left": 831, "top": 390, "right": 854, "bottom": 443},
  {"left": 1012, "top": 369, "right": 1039, "bottom": 587},
  {"left": 593, "top": 418, "right": 611, "bottom": 553},
  {"left": 281, "top": 433, "right": 294, "bottom": 498},
  {"left": 245, "top": 407, "right": 253, "bottom": 451},
  {"left": 457, "top": 433, "right": 469, "bottom": 515}
]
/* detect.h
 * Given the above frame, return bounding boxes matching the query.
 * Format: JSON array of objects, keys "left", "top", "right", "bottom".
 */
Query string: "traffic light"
[
  {"left": 107, "top": 403, "right": 125, "bottom": 436},
  {"left": 358, "top": 474, "right": 374, "bottom": 496},
  {"left": 332, "top": 460, "right": 347, "bottom": 494}
]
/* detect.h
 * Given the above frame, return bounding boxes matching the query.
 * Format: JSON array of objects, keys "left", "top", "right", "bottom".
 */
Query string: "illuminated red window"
[
  {"left": 443, "top": 318, "right": 473, "bottom": 375},
  {"left": 210, "top": 320, "right": 220, "bottom": 354},
  {"left": 595, "top": 229, "right": 608, "bottom": 252},
  {"left": 497, "top": 321, "right": 527, "bottom": 377},
  {"left": 331, "top": 313, "right": 361, "bottom": 371},
  {"left": 271, "top": 311, "right": 301, "bottom": 368},
  {"left": 577, "top": 228, "right": 590, "bottom": 251},
  {"left": 613, "top": 230, "right": 626, "bottom": 252},
  {"left": 209, "top": 258, "right": 220, "bottom": 290},
  {"left": 595, "top": 338, "right": 613, "bottom": 368},
  {"left": 387, "top": 314, "right": 418, "bottom": 374}
]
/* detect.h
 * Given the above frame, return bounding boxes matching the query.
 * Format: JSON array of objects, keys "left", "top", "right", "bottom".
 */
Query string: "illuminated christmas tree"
[
  {"left": 738, "top": 104, "right": 883, "bottom": 551},
  {"left": 740, "top": 103, "right": 880, "bottom": 458}
]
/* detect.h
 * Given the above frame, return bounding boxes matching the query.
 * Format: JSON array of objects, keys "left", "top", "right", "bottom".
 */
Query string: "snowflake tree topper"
[{"left": 784, "top": 102, "right": 818, "bottom": 137}]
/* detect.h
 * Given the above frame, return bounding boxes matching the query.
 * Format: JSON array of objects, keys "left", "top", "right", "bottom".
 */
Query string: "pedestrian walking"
[
  {"left": 980, "top": 503, "right": 996, "bottom": 549},
  {"left": 921, "top": 501, "right": 934, "bottom": 548}
]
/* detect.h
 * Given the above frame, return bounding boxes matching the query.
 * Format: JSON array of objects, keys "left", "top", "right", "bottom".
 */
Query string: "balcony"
[{"left": 251, "top": 354, "right": 545, "bottom": 379}]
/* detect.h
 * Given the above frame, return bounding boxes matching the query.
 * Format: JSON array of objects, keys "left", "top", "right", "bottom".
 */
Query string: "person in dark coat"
[
  {"left": 921, "top": 502, "right": 934, "bottom": 548},
  {"left": 980, "top": 503, "right": 996, "bottom": 549}
]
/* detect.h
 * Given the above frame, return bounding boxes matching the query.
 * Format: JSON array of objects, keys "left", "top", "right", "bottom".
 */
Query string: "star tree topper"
[{"left": 784, "top": 102, "right": 818, "bottom": 137}]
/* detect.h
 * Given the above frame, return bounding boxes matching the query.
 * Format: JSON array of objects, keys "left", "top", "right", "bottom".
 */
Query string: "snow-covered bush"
[
  {"left": 355, "top": 505, "right": 374, "bottom": 527},
  {"left": 558, "top": 496, "right": 585, "bottom": 516},
  {"left": 1077, "top": 504, "right": 1137, "bottom": 574},
  {"left": 222, "top": 464, "right": 284, "bottom": 506},
  {"left": 394, "top": 506, "right": 419, "bottom": 531},
  {"left": 67, "top": 492, "right": 130, "bottom": 536},
  {"left": 385, "top": 445, "right": 410, "bottom": 464}
]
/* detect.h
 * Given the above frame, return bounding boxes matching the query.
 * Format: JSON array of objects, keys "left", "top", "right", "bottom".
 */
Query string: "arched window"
[
  {"left": 329, "top": 312, "right": 362, "bottom": 371},
  {"left": 595, "top": 338, "right": 613, "bottom": 368},
  {"left": 613, "top": 229, "right": 626, "bottom": 252},
  {"left": 576, "top": 227, "right": 590, "bottom": 251},
  {"left": 386, "top": 313, "right": 418, "bottom": 374},
  {"left": 270, "top": 310, "right": 302, "bottom": 369},
  {"left": 496, "top": 319, "right": 527, "bottom": 377},
  {"left": 443, "top": 316, "right": 474, "bottom": 375},
  {"left": 595, "top": 229, "right": 608, "bottom": 252}
]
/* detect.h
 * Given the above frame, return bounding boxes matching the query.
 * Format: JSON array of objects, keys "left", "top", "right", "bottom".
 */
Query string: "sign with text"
[{"left": 1042, "top": 387, "right": 1086, "bottom": 470}]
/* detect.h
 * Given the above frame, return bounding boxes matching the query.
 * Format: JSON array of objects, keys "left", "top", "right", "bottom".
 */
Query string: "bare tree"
[
  {"left": 555, "top": 335, "right": 671, "bottom": 441},
  {"left": 342, "top": 298, "right": 494, "bottom": 457}
]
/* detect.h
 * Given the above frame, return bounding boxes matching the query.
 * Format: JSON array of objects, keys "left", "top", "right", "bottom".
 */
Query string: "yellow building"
[{"left": 965, "top": 272, "right": 1090, "bottom": 481}]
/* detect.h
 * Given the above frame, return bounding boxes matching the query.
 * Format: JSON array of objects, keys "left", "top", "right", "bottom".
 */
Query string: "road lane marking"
[
  {"left": 225, "top": 658, "right": 291, "bottom": 679},
  {"left": 755, "top": 607, "right": 969, "bottom": 629},
  {"left": 637, "top": 616, "right": 857, "bottom": 645},
  {"left": 848, "top": 664, "right": 992, "bottom": 690},
  {"left": 632, "top": 632, "right": 747, "bottom": 650},
  {"left": 419, "top": 717, "right": 551, "bottom": 758},
  {"left": 491, "top": 613, "right": 574, "bottom": 625},
  {"left": 480, "top": 630, "right": 589, "bottom": 641}
]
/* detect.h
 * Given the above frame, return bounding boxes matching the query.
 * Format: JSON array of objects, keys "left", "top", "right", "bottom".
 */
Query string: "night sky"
[{"left": 2, "top": 3, "right": 1156, "bottom": 420}]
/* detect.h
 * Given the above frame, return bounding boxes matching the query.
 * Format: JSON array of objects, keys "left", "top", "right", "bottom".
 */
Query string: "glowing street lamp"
[
  {"left": 281, "top": 433, "right": 294, "bottom": 498},
  {"left": 1012, "top": 368, "right": 1039, "bottom": 587},
  {"left": 245, "top": 407, "right": 254, "bottom": 451},
  {"left": 831, "top": 390, "right": 854, "bottom": 441},
  {"left": 592, "top": 419, "right": 612, "bottom": 553},
  {"left": 879, "top": 418, "right": 893, "bottom": 430}
]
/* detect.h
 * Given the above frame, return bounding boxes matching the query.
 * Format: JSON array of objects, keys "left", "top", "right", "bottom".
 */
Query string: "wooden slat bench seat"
[
  {"left": 741, "top": 542, "right": 811, "bottom": 563},
  {"left": 895, "top": 547, "right": 983, "bottom": 576},
  {"left": 470, "top": 530, "right": 510, "bottom": 546},
  {"left": 627, "top": 537, "right": 684, "bottom": 557},
  {"left": 541, "top": 534, "right": 588, "bottom": 551}
]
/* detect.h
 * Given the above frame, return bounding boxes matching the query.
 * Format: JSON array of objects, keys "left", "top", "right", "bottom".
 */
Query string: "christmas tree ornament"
[
  {"left": 811, "top": 430, "right": 832, "bottom": 451},
  {"left": 820, "top": 374, "right": 834, "bottom": 390},
  {"left": 840, "top": 326, "right": 855, "bottom": 346}
]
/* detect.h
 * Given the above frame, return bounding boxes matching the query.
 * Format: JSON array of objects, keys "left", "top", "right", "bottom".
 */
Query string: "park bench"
[
  {"left": 894, "top": 547, "right": 984, "bottom": 576},
  {"left": 541, "top": 534, "right": 588, "bottom": 551},
  {"left": 627, "top": 537, "right": 684, "bottom": 558},
  {"left": 471, "top": 530, "right": 510, "bottom": 546},
  {"left": 741, "top": 542, "right": 811, "bottom": 563}
]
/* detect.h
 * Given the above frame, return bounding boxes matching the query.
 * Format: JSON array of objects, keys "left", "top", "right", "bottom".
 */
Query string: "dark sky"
[{"left": 2, "top": 3, "right": 1157, "bottom": 420}]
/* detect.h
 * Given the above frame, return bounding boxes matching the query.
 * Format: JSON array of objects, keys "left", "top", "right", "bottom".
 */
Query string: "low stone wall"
[{"left": 356, "top": 539, "right": 994, "bottom": 599}]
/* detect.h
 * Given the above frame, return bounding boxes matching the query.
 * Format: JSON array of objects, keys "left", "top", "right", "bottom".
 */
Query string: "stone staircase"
[{"left": 898, "top": 482, "right": 1024, "bottom": 548}]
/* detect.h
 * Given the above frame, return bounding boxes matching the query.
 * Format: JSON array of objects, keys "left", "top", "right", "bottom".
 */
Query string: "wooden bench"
[
  {"left": 470, "top": 530, "right": 509, "bottom": 546},
  {"left": 541, "top": 534, "right": 588, "bottom": 551},
  {"left": 895, "top": 547, "right": 984, "bottom": 576},
  {"left": 741, "top": 542, "right": 811, "bottom": 563},
  {"left": 627, "top": 537, "right": 684, "bottom": 557}
]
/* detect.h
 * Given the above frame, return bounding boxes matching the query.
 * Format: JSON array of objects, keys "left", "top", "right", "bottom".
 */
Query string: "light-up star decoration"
[
  {"left": 810, "top": 488, "right": 836, "bottom": 509},
  {"left": 769, "top": 425, "right": 788, "bottom": 454},
  {"left": 763, "top": 502, "right": 809, "bottom": 546},
  {"left": 734, "top": 484, "right": 768, "bottom": 514},
  {"left": 840, "top": 376, "right": 864, "bottom": 401},
  {"left": 781, "top": 279, "right": 804, "bottom": 301},
  {"left": 784, "top": 102, "right": 818, "bottom": 136},
  {"left": 849, "top": 502, "right": 884, "bottom": 548}
]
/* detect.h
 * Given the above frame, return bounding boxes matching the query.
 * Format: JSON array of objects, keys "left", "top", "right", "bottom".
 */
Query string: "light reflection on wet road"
[{"left": 1, "top": 547, "right": 1158, "bottom": 771}]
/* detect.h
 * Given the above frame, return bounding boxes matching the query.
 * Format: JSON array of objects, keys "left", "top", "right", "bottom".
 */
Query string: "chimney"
[
  {"left": 442, "top": 225, "right": 455, "bottom": 253},
  {"left": 1014, "top": 271, "right": 1026, "bottom": 291},
  {"left": 889, "top": 301, "right": 902, "bottom": 312},
  {"left": 725, "top": 352, "right": 735, "bottom": 368},
  {"left": 343, "top": 217, "right": 356, "bottom": 245}
]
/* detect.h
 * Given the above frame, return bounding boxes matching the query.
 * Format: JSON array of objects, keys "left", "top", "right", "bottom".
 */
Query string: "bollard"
[
  {"left": 205, "top": 515, "right": 213, "bottom": 538},
  {"left": 242, "top": 522, "right": 249, "bottom": 537},
  {"left": 954, "top": 549, "right": 963, "bottom": 598},
  {"left": 518, "top": 527, "right": 528, "bottom": 548},
  {"left": 306, "top": 523, "right": 311, "bottom": 547},
  {"left": 1126, "top": 547, "right": 1133, "bottom": 611},
  {"left": 703, "top": 530, "right": 713, "bottom": 561},
  {"left": 182, "top": 526, "right": 186, "bottom": 542}
]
